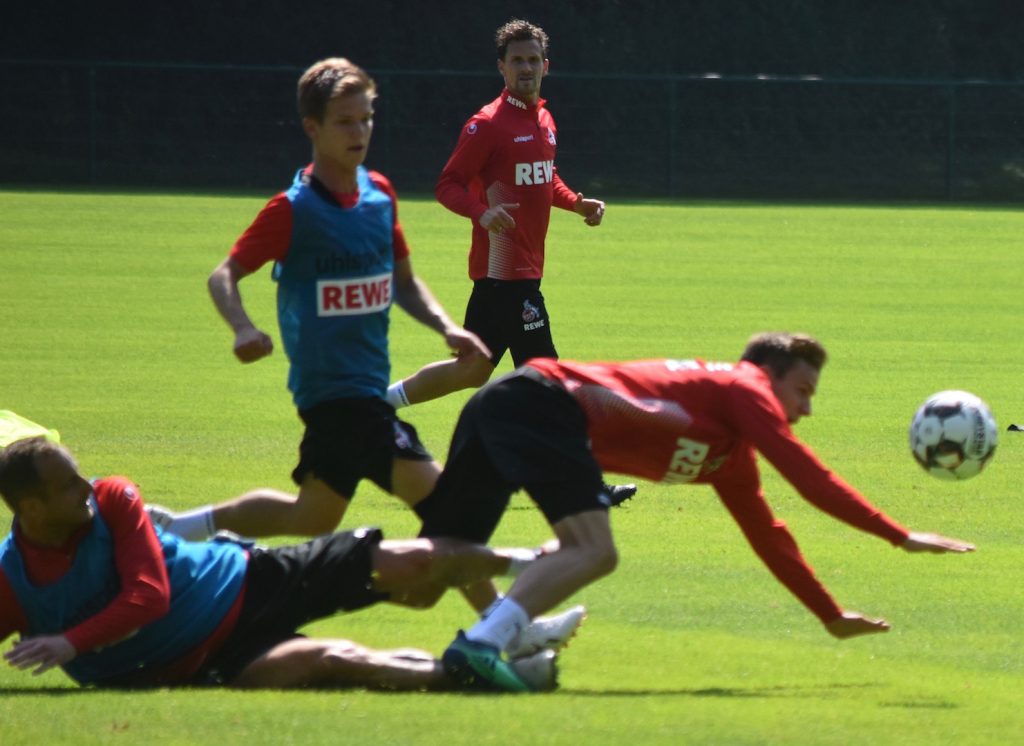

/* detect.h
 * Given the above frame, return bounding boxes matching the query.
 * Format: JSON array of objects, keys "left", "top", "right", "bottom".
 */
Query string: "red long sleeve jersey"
[
  {"left": 527, "top": 357, "right": 911, "bottom": 622},
  {"left": 436, "top": 89, "right": 578, "bottom": 281}
]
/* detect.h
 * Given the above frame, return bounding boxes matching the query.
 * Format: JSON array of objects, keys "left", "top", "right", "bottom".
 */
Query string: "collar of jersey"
[{"left": 500, "top": 88, "right": 545, "bottom": 114}]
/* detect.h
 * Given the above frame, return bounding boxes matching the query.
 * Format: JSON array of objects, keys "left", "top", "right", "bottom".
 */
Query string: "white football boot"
[{"left": 505, "top": 605, "right": 587, "bottom": 659}]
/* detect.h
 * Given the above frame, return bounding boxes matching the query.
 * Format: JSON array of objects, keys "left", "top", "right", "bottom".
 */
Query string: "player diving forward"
[{"left": 413, "top": 332, "right": 975, "bottom": 691}]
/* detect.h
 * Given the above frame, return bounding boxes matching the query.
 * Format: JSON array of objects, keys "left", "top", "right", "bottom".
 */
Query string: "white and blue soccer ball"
[{"left": 909, "top": 390, "right": 998, "bottom": 480}]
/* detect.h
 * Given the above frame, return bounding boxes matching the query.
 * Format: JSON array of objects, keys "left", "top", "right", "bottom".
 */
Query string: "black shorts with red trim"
[
  {"left": 416, "top": 368, "right": 608, "bottom": 543},
  {"left": 292, "top": 397, "right": 432, "bottom": 497}
]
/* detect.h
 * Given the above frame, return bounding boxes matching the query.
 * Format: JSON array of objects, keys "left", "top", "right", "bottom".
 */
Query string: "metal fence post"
[
  {"left": 88, "top": 64, "right": 97, "bottom": 185},
  {"left": 945, "top": 84, "right": 957, "bottom": 201}
]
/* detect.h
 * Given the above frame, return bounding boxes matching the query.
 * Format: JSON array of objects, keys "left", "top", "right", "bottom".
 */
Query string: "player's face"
[
  {"left": 767, "top": 360, "right": 819, "bottom": 424},
  {"left": 498, "top": 39, "right": 549, "bottom": 102},
  {"left": 305, "top": 91, "right": 375, "bottom": 171},
  {"left": 31, "top": 450, "right": 94, "bottom": 530}
]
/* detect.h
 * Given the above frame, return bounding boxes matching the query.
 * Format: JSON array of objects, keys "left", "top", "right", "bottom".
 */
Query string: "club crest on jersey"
[
  {"left": 546, "top": 127, "right": 556, "bottom": 145},
  {"left": 317, "top": 273, "right": 391, "bottom": 316}
]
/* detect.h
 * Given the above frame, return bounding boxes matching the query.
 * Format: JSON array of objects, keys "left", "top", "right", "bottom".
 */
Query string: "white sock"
[
  {"left": 501, "top": 548, "right": 538, "bottom": 577},
  {"left": 385, "top": 381, "right": 410, "bottom": 409},
  {"left": 466, "top": 596, "right": 530, "bottom": 652},
  {"left": 168, "top": 508, "right": 216, "bottom": 541}
]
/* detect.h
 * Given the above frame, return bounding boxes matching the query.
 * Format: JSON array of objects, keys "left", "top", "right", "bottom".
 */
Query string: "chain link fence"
[{"left": 3, "top": 59, "right": 1023, "bottom": 201}]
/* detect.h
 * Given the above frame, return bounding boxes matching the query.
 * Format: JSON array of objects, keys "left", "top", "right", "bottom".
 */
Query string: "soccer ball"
[{"left": 909, "top": 390, "right": 997, "bottom": 480}]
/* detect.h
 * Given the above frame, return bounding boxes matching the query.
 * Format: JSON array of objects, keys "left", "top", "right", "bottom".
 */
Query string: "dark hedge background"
[{"left": 3, "top": 1, "right": 1023, "bottom": 199}]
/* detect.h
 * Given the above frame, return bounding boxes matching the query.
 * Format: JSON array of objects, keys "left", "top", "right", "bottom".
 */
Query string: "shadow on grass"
[
  {"left": 0, "top": 682, "right": 958, "bottom": 709},
  {"left": 0, "top": 687, "right": 90, "bottom": 696},
  {"left": 564, "top": 682, "right": 882, "bottom": 699}
]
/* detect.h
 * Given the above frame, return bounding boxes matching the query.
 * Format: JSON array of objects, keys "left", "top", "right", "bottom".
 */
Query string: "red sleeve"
[
  {"left": 62, "top": 478, "right": 171, "bottom": 653},
  {"left": 229, "top": 194, "right": 293, "bottom": 272},
  {"left": 368, "top": 171, "right": 411, "bottom": 261},
  {"left": 729, "top": 379, "right": 910, "bottom": 545},
  {"left": 0, "top": 569, "right": 28, "bottom": 646},
  {"left": 711, "top": 449, "right": 843, "bottom": 623},
  {"left": 435, "top": 117, "right": 492, "bottom": 224},
  {"left": 551, "top": 171, "right": 578, "bottom": 212}
]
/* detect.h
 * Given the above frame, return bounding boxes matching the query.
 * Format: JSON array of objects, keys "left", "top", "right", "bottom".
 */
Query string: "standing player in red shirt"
[
  {"left": 383, "top": 19, "right": 636, "bottom": 506},
  {"left": 414, "top": 332, "right": 976, "bottom": 691}
]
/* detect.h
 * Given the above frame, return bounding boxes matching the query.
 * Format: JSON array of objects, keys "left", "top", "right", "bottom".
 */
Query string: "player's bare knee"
[
  {"left": 587, "top": 542, "right": 618, "bottom": 579},
  {"left": 399, "top": 583, "right": 446, "bottom": 608},
  {"left": 318, "top": 641, "right": 370, "bottom": 677}
]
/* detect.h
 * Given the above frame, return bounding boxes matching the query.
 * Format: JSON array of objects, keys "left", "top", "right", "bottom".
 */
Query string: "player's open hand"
[
  {"left": 234, "top": 326, "right": 274, "bottom": 363},
  {"left": 5, "top": 634, "right": 77, "bottom": 675},
  {"left": 825, "top": 611, "right": 891, "bottom": 639},
  {"left": 574, "top": 193, "right": 605, "bottom": 226},
  {"left": 901, "top": 531, "right": 975, "bottom": 553}
]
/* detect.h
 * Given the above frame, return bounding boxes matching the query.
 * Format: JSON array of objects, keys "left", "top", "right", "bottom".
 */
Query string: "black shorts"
[
  {"left": 417, "top": 368, "right": 608, "bottom": 543},
  {"left": 194, "top": 528, "right": 388, "bottom": 686},
  {"left": 292, "top": 397, "right": 433, "bottom": 497},
  {"left": 464, "top": 279, "right": 558, "bottom": 367}
]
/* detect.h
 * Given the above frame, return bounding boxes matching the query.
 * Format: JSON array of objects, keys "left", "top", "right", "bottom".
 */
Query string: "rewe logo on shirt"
[
  {"left": 515, "top": 160, "right": 554, "bottom": 186},
  {"left": 317, "top": 273, "right": 391, "bottom": 316},
  {"left": 663, "top": 437, "right": 710, "bottom": 484}
]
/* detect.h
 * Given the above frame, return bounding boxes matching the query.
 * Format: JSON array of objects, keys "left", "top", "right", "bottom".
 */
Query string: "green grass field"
[{"left": 1, "top": 189, "right": 1022, "bottom": 744}]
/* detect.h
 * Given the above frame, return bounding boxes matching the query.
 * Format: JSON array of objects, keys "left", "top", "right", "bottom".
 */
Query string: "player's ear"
[{"left": 301, "top": 116, "right": 319, "bottom": 141}]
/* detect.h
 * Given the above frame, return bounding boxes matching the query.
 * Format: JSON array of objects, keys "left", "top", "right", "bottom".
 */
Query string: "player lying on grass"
[
  {"left": 413, "top": 331, "right": 976, "bottom": 691},
  {"left": 0, "top": 437, "right": 556, "bottom": 691}
]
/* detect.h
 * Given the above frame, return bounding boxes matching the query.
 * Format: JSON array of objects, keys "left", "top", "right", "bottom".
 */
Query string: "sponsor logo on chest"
[
  {"left": 515, "top": 160, "right": 555, "bottom": 186},
  {"left": 317, "top": 272, "right": 391, "bottom": 316}
]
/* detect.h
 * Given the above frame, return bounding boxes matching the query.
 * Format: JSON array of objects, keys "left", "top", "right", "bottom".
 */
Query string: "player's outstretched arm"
[
  {"left": 825, "top": 611, "right": 891, "bottom": 639},
  {"left": 900, "top": 531, "right": 975, "bottom": 553}
]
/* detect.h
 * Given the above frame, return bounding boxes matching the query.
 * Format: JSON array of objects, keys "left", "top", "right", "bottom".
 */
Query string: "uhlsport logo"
[
  {"left": 515, "top": 160, "right": 554, "bottom": 185},
  {"left": 317, "top": 273, "right": 391, "bottom": 316}
]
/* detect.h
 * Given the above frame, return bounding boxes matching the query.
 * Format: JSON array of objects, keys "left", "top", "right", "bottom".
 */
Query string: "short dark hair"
[
  {"left": 740, "top": 332, "right": 827, "bottom": 378},
  {"left": 495, "top": 19, "right": 549, "bottom": 60},
  {"left": 0, "top": 436, "right": 64, "bottom": 512},
  {"left": 297, "top": 57, "right": 377, "bottom": 123}
]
